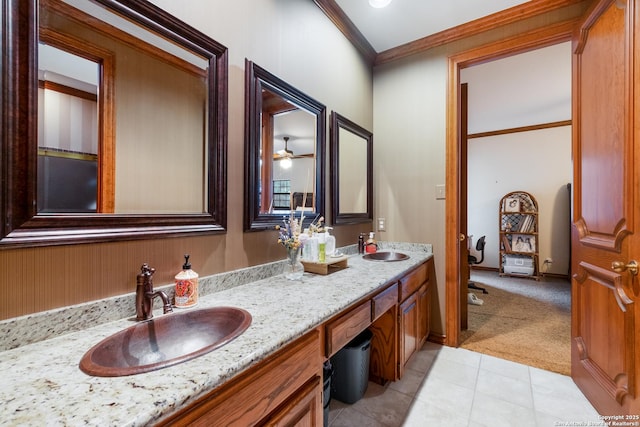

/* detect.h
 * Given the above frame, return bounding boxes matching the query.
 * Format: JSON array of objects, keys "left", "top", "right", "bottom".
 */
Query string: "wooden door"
[{"left": 572, "top": 0, "right": 640, "bottom": 414}]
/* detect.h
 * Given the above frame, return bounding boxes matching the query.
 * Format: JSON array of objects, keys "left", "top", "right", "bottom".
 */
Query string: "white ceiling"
[{"left": 334, "top": 0, "right": 531, "bottom": 52}]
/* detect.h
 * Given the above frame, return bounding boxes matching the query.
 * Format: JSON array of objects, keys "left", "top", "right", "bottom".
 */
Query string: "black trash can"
[
  {"left": 330, "top": 329, "right": 372, "bottom": 404},
  {"left": 323, "top": 360, "right": 333, "bottom": 427}
]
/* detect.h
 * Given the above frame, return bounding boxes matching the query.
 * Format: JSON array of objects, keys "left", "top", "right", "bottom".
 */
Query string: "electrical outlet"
[{"left": 378, "top": 218, "right": 386, "bottom": 232}]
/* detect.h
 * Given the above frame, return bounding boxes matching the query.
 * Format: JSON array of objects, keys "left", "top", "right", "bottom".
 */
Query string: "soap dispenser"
[
  {"left": 365, "top": 232, "right": 377, "bottom": 254},
  {"left": 324, "top": 227, "right": 336, "bottom": 257},
  {"left": 174, "top": 254, "right": 199, "bottom": 308}
]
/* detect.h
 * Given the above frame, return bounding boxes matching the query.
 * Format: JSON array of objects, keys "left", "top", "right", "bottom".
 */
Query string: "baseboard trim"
[
  {"left": 470, "top": 266, "right": 569, "bottom": 280},
  {"left": 427, "top": 333, "right": 446, "bottom": 346},
  {"left": 470, "top": 266, "right": 498, "bottom": 272}
]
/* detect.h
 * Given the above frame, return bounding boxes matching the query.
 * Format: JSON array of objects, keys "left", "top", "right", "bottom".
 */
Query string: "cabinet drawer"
[
  {"left": 372, "top": 282, "right": 398, "bottom": 321},
  {"left": 325, "top": 300, "right": 372, "bottom": 357},
  {"left": 399, "top": 263, "right": 427, "bottom": 302}
]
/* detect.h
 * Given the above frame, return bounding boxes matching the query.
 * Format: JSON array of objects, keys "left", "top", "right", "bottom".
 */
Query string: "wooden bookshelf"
[{"left": 499, "top": 191, "right": 540, "bottom": 280}]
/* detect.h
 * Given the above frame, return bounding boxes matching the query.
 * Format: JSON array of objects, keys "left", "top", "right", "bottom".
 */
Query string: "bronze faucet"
[{"left": 136, "top": 263, "right": 173, "bottom": 321}]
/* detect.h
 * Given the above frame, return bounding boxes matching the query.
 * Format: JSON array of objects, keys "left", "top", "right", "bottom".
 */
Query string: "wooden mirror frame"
[
  {"left": 244, "top": 60, "right": 326, "bottom": 231},
  {"left": 330, "top": 111, "right": 373, "bottom": 225},
  {"left": 1, "top": 0, "right": 228, "bottom": 247}
]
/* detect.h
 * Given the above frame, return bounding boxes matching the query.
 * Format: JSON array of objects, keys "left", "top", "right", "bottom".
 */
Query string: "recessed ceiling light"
[{"left": 369, "top": 0, "right": 392, "bottom": 8}]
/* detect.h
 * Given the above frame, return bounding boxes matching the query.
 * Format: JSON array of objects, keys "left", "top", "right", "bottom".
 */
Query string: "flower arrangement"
[
  {"left": 276, "top": 213, "right": 324, "bottom": 250},
  {"left": 276, "top": 212, "right": 302, "bottom": 250},
  {"left": 307, "top": 215, "right": 324, "bottom": 235}
]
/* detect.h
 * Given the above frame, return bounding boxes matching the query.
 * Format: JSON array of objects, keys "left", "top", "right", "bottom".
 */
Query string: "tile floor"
[{"left": 327, "top": 342, "right": 601, "bottom": 427}]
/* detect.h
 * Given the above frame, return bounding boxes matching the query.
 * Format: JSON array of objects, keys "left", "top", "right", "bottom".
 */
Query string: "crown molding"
[
  {"left": 313, "top": 0, "right": 377, "bottom": 64},
  {"left": 313, "top": 0, "right": 588, "bottom": 66}
]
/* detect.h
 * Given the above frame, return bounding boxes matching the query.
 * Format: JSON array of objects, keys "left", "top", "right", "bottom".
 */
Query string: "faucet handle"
[
  {"left": 140, "top": 263, "right": 155, "bottom": 275},
  {"left": 140, "top": 263, "right": 156, "bottom": 280},
  {"left": 137, "top": 263, "right": 156, "bottom": 289}
]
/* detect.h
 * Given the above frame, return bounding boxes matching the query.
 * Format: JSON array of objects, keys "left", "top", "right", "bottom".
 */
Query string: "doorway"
[
  {"left": 444, "top": 22, "right": 576, "bottom": 346},
  {"left": 454, "top": 39, "right": 573, "bottom": 374}
]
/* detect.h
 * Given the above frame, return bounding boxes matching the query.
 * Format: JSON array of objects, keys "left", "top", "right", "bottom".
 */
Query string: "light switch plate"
[{"left": 436, "top": 184, "right": 445, "bottom": 200}]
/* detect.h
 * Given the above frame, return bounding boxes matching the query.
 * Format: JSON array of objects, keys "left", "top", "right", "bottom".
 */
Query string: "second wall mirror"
[
  {"left": 330, "top": 111, "right": 373, "bottom": 225},
  {"left": 244, "top": 60, "right": 326, "bottom": 231}
]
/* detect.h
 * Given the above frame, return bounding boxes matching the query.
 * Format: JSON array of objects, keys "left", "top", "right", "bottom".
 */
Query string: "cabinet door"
[
  {"left": 417, "top": 282, "right": 430, "bottom": 348},
  {"left": 261, "top": 377, "right": 322, "bottom": 427},
  {"left": 399, "top": 292, "right": 418, "bottom": 377}
]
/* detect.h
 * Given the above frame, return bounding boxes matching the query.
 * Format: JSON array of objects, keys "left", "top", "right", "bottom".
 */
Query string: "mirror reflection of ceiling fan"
[{"left": 273, "top": 136, "right": 314, "bottom": 160}]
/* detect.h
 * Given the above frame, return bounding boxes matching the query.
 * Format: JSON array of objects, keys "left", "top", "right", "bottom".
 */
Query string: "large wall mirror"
[
  {"left": 1, "top": 0, "right": 228, "bottom": 246},
  {"left": 244, "top": 60, "right": 326, "bottom": 231},
  {"left": 330, "top": 112, "right": 373, "bottom": 225}
]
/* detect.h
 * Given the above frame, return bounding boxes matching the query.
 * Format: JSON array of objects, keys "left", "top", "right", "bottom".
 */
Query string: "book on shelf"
[
  {"left": 518, "top": 215, "right": 534, "bottom": 232},
  {"left": 501, "top": 234, "right": 511, "bottom": 251}
]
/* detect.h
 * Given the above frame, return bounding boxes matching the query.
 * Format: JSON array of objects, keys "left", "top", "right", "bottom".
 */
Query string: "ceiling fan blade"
[{"left": 273, "top": 151, "right": 294, "bottom": 160}]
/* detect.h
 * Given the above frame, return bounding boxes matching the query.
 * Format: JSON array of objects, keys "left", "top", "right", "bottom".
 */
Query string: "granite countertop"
[{"left": 0, "top": 243, "right": 432, "bottom": 426}]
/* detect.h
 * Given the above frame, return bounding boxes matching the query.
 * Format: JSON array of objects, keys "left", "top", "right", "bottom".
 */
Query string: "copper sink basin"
[
  {"left": 79, "top": 306, "right": 252, "bottom": 377},
  {"left": 363, "top": 251, "right": 410, "bottom": 262}
]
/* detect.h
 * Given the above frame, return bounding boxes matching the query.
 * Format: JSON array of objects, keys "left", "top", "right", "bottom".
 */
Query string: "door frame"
[{"left": 444, "top": 21, "right": 578, "bottom": 346}]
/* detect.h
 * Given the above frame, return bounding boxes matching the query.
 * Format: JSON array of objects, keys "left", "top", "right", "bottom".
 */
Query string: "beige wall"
[
  {"left": 0, "top": 0, "right": 373, "bottom": 320},
  {"left": 372, "top": 4, "right": 587, "bottom": 336}
]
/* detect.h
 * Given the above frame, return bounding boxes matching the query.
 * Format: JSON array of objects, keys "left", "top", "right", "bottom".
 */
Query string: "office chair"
[{"left": 468, "top": 235, "right": 488, "bottom": 294}]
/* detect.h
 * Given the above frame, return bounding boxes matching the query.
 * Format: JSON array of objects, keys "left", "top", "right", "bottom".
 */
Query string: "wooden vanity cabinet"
[
  {"left": 327, "top": 259, "right": 433, "bottom": 383},
  {"left": 397, "top": 259, "right": 432, "bottom": 378},
  {"left": 158, "top": 257, "right": 433, "bottom": 425},
  {"left": 324, "top": 281, "right": 402, "bottom": 385},
  {"left": 157, "top": 330, "right": 323, "bottom": 426}
]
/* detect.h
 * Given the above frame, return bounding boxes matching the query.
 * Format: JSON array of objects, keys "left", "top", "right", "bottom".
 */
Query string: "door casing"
[{"left": 445, "top": 22, "right": 577, "bottom": 346}]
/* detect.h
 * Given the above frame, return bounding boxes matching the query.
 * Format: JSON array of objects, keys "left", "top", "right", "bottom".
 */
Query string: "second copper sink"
[
  {"left": 363, "top": 251, "right": 410, "bottom": 262},
  {"left": 80, "top": 306, "right": 252, "bottom": 377}
]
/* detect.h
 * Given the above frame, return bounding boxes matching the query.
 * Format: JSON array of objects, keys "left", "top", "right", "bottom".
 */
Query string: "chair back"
[{"left": 473, "top": 236, "right": 486, "bottom": 265}]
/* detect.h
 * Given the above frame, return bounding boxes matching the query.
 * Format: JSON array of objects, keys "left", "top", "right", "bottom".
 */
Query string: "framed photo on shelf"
[
  {"left": 504, "top": 197, "right": 520, "bottom": 212},
  {"left": 512, "top": 234, "right": 535, "bottom": 253}
]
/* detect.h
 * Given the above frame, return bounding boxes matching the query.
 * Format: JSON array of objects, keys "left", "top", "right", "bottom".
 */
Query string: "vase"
[{"left": 284, "top": 247, "right": 304, "bottom": 280}]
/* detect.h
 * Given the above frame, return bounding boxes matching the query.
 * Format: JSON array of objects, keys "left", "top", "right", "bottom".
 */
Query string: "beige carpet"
[{"left": 460, "top": 270, "right": 571, "bottom": 375}]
